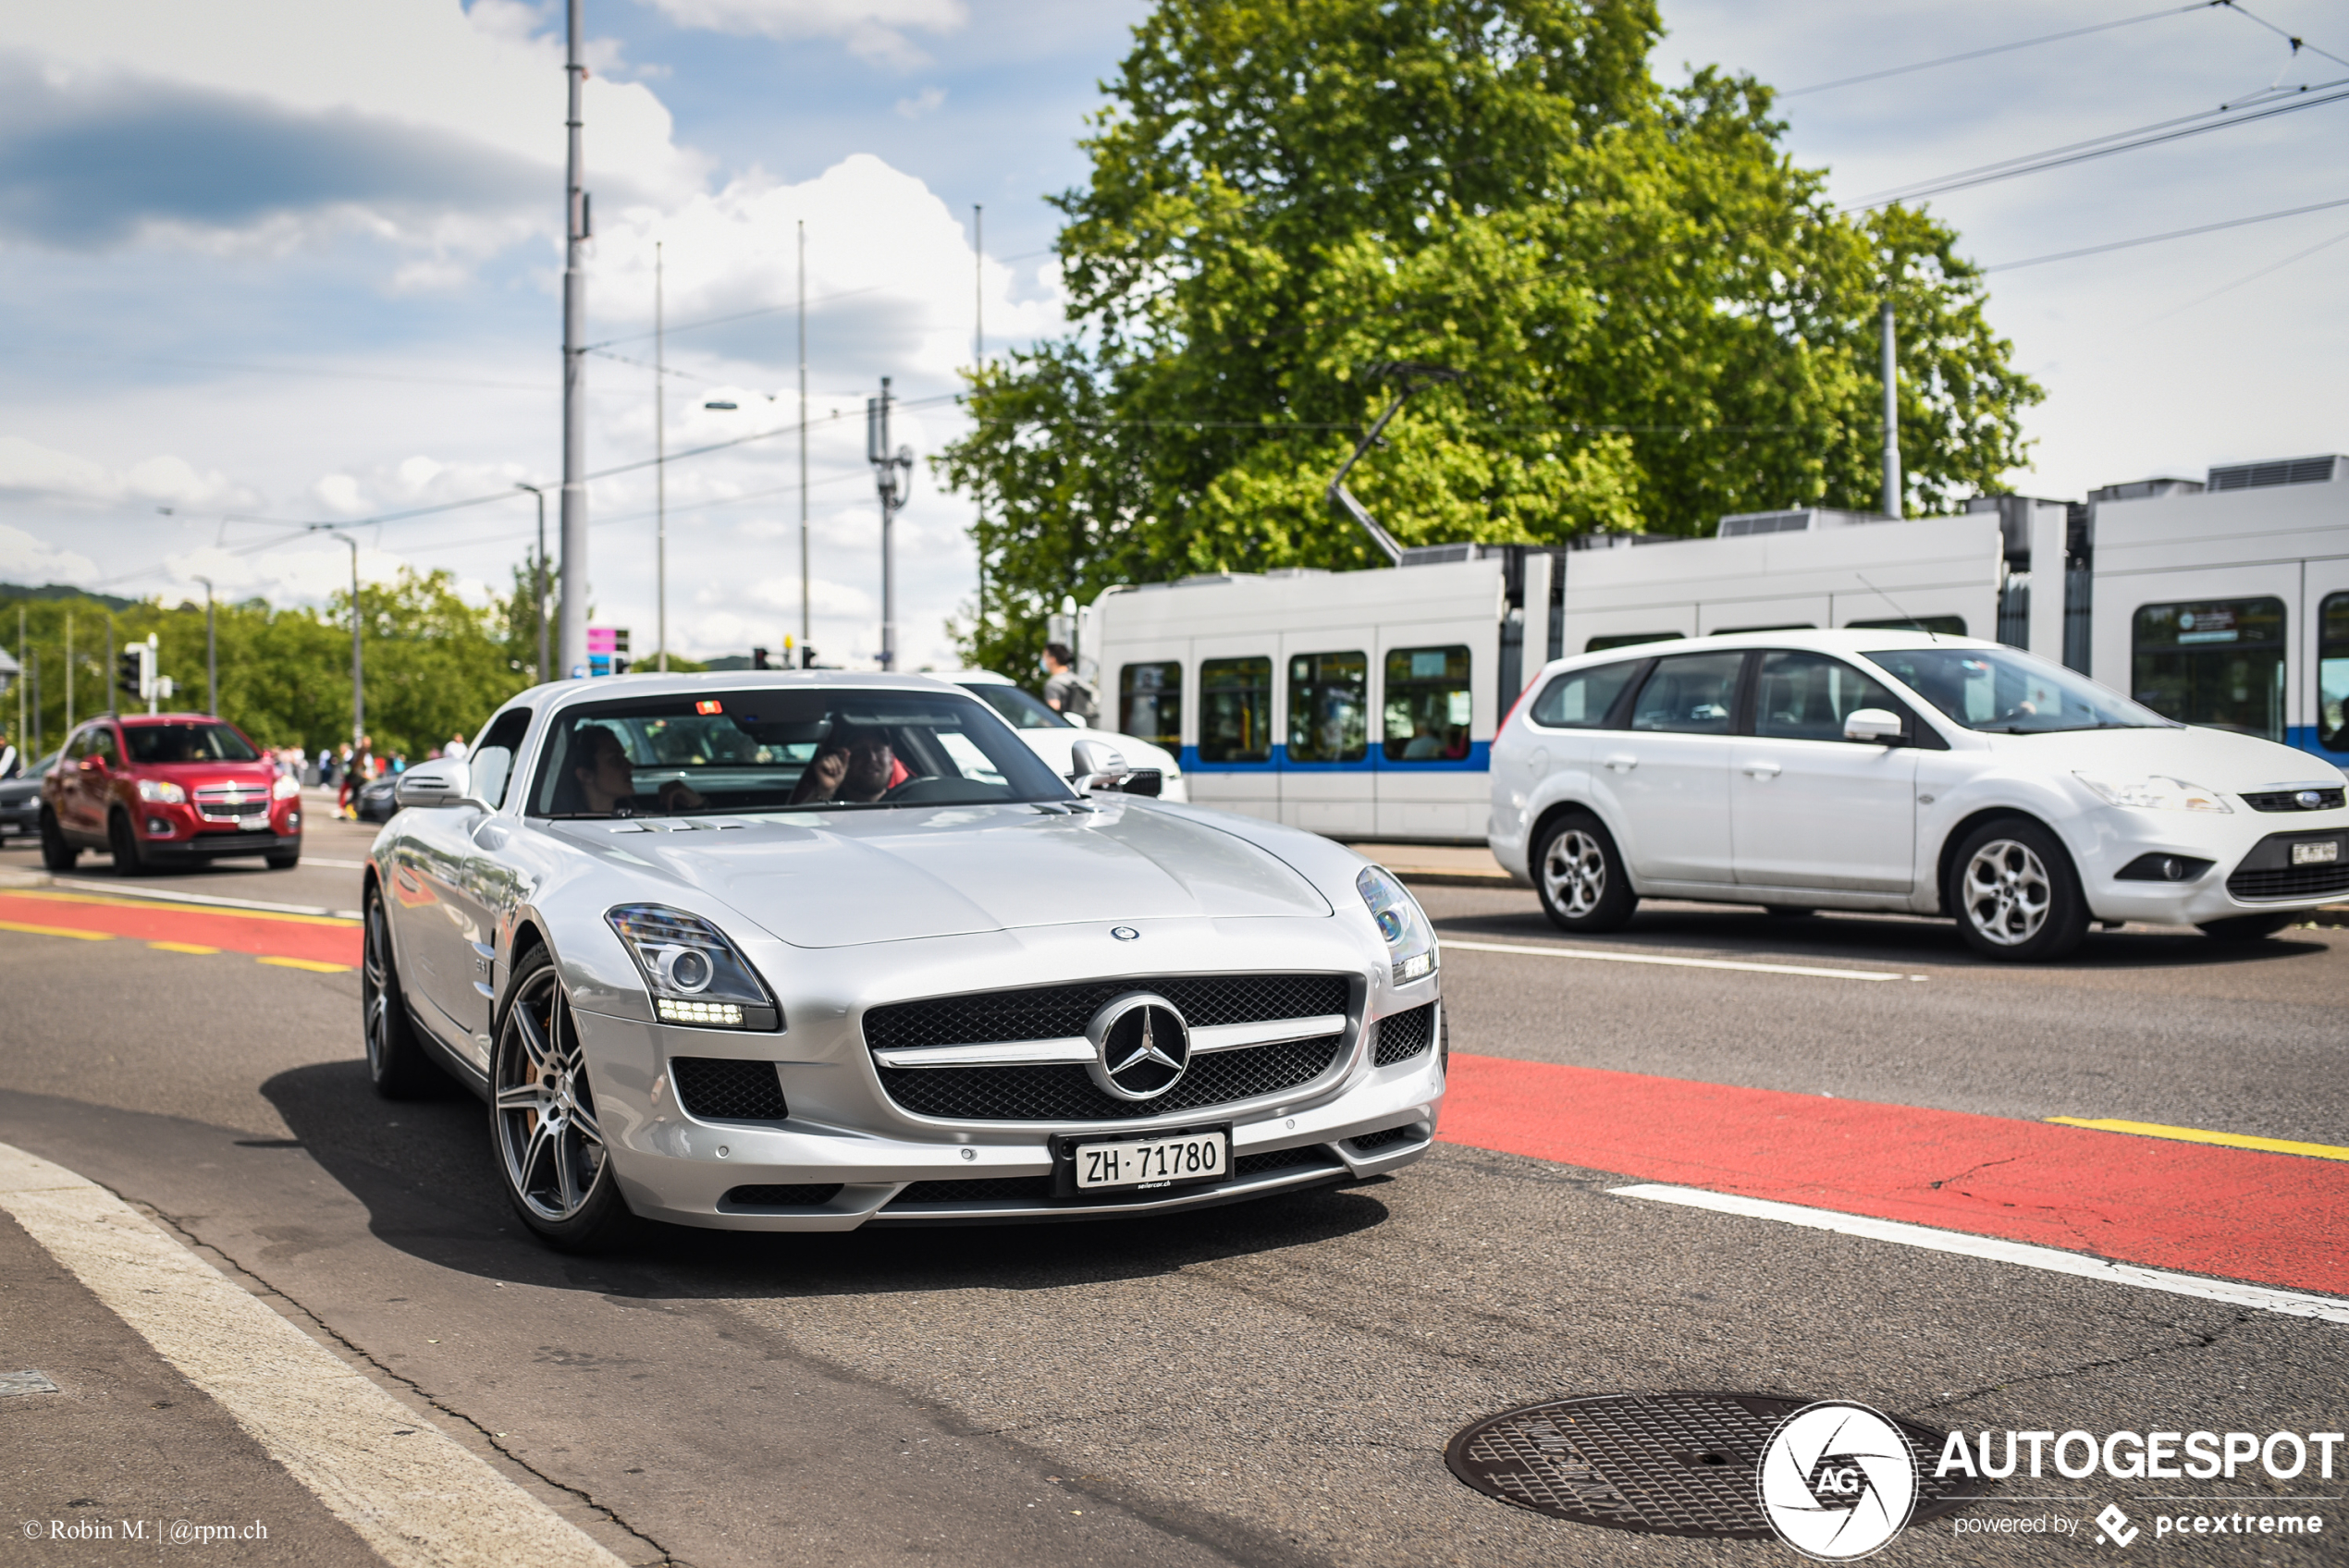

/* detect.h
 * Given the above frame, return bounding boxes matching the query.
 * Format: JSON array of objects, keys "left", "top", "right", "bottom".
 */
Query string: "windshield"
[
  {"left": 123, "top": 722, "right": 261, "bottom": 764},
  {"left": 1862, "top": 646, "right": 2173, "bottom": 735},
  {"left": 961, "top": 681, "right": 1073, "bottom": 730},
  {"left": 528, "top": 687, "right": 1074, "bottom": 817}
]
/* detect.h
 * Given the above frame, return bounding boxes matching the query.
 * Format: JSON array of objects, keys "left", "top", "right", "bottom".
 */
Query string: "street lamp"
[
  {"left": 307, "top": 527, "right": 363, "bottom": 750},
  {"left": 515, "top": 483, "right": 550, "bottom": 681},
  {"left": 866, "top": 376, "right": 914, "bottom": 671},
  {"left": 192, "top": 576, "right": 217, "bottom": 716}
]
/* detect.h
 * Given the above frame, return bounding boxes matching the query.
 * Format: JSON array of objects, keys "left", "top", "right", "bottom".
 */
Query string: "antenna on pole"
[
  {"left": 867, "top": 378, "right": 914, "bottom": 671},
  {"left": 1325, "top": 362, "right": 1462, "bottom": 566}
]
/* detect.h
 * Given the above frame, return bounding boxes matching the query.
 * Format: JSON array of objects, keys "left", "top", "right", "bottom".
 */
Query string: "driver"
[
  {"left": 789, "top": 725, "right": 898, "bottom": 805},
  {"left": 572, "top": 726, "right": 706, "bottom": 815}
]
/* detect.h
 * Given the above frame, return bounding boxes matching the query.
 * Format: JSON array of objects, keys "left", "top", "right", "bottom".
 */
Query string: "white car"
[
  {"left": 935, "top": 669, "right": 1187, "bottom": 802},
  {"left": 1488, "top": 630, "right": 2348, "bottom": 961}
]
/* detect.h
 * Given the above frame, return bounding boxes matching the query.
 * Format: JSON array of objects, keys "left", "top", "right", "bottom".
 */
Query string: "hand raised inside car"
[
  {"left": 793, "top": 749, "right": 849, "bottom": 802},
  {"left": 655, "top": 778, "right": 707, "bottom": 813}
]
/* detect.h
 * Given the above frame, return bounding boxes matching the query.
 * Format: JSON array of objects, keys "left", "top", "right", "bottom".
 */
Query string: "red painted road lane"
[
  {"left": 0, "top": 892, "right": 361, "bottom": 968},
  {"left": 1440, "top": 1053, "right": 2349, "bottom": 1297}
]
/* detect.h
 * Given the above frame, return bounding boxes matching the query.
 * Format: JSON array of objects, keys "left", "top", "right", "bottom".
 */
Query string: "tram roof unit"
[{"left": 2085, "top": 453, "right": 2347, "bottom": 582}]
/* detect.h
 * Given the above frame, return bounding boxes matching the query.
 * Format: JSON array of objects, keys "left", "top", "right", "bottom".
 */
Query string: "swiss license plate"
[
  {"left": 1073, "top": 1131, "right": 1227, "bottom": 1192},
  {"left": 2291, "top": 840, "right": 2341, "bottom": 866}
]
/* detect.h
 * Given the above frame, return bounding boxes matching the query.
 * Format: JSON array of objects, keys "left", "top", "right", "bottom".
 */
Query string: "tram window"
[
  {"left": 2131, "top": 597, "right": 2286, "bottom": 741},
  {"left": 1119, "top": 662, "right": 1182, "bottom": 750},
  {"left": 1384, "top": 646, "right": 1472, "bottom": 762},
  {"left": 1287, "top": 652, "right": 1368, "bottom": 763},
  {"left": 1848, "top": 616, "right": 1968, "bottom": 636},
  {"left": 2320, "top": 593, "right": 2349, "bottom": 752},
  {"left": 1587, "top": 631, "right": 1682, "bottom": 653},
  {"left": 1529, "top": 661, "right": 1642, "bottom": 729},
  {"left": 1199, "top": 656, "right": 1273, "bottom": 763},
  {"left": 1629, "top": 650, "right": 1746, "bottom": 734}
]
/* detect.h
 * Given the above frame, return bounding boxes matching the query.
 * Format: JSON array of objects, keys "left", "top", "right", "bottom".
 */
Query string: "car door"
[
  {"left": 67, "top": 725, "right": 120, "bottom": 837},
  {"left": 393, "top": 799, "right": 488, "bottom": 1053},
  {"left": 1731, "top": 649, "right": 1920, "bottom": 893},
  {"left": 1603, "top": 650, "right": 1747, "bottom": 887},
  {"left": 438, "top": 709, "right": 538, "bottom": 1065}
]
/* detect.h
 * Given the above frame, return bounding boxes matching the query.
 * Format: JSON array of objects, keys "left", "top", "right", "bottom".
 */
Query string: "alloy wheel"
[
  {"left": 1543, "top": 828, "right": 1608, "bottom": 919},
  {"left": 494, "top": 965, "right": 609, "bottom": 1223},
  {"left": 361, "top": 898, "right": 394, "bottom": 1078},
  {"left": 1962, "top": 838, "right": 2051, "bottom": 947}
]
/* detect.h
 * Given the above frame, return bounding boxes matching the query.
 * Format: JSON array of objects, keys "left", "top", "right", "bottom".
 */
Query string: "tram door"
[
  {"left": 1188, "top": 637, "right": 1279, "bottom": 824},
  {"left": 2305, "top": 560, "right": 2349, "bottom": 772},
  {"left": 1278, "top": 631, "right": 1376, "bottom": 837},
  {"left": 1375, "top": 632, "right": 1486, "bottom": 839}
]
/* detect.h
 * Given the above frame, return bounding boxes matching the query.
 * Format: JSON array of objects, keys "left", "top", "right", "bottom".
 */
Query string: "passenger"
[
  {"left": 789, "top": 726, "right": 900, "bottom": 804},
  {"left": 572, "top": 726, "right": 706, "bottom": 815}
]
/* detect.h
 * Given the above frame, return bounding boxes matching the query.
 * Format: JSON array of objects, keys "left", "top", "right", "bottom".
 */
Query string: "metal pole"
[
  {"left": 63, "top": 610, "right": 71, "bottom": 734},
  {"left": 797, "top": 219, "right": 809, "bottom": 661},
  {"left": 195, "top": 577, "right": 216, "bottom": 716},
  {"left": 15, "top": 605, "right": 23, "bottom": 757},
  {"left": 105, "top": 616, "right": 115, "bottom": 718},
  {"left": 345, "top": 535, "right": 363, "bottom": 749},
  {"left": 557, "top": 0, "right": 590, "bottom": 680},
  {"left": 870, "top": 377, "right": 896, "bottom": 671},
  {"left": 973, "top": 203, "right": 984, "bottom": 644},
  {"left": 516, "top": 483, "right": 548, "bottom": 680},
  {"left": 1880, "top": 299, "right": 1901, "bottom": 520},
  {"left": 655, "top": 239, "right": 668, "bottom": 673}
]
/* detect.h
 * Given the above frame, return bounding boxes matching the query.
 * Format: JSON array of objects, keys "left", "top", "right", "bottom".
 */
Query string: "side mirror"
[
  {"left": 393, "top": 758, "right": 473, "bottom": 809},
  {"left": 1844, "top": 707, "right": 1905, "bottom": 745},
  {"left": 79, "top": 755, "right": 105, "bottom": 773},
  {"left": 1068, "top": 737, "right": 1131, "bottom": 790}
]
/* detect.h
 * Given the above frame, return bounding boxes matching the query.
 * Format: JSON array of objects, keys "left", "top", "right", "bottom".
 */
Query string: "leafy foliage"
[{"left": 941, "top": 0, "right": 2041, "bottom": 675}]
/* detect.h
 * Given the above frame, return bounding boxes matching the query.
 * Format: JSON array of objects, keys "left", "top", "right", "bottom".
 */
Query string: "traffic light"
[
  {"left": 117, "top": 650, "right": 141, "bottom": 701},
  {"left": 752, "top": 647, "right": 769, "bottom": 670}
]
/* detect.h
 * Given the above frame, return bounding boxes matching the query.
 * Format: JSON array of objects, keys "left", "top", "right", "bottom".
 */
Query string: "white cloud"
[
  {"left": 635, "top": 0, "right": 966, "bottom": 67},
  {"left": 0, "top": 435, "right": 252, "bottom": 512},
  {"left": 895, "top": 86, "right": 946, "bottom": 118},
  {"left": 0, "top": 521, "right": 98, "bottom": 584}
]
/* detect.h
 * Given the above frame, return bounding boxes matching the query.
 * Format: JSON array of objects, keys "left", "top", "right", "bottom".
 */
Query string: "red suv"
[{"left": 40, "top": 713, "right": 301, "bottom": 874}]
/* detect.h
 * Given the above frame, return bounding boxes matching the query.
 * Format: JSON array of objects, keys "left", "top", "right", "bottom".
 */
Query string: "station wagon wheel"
[
  {"left": 361, "top": 883, "right": 446, "bottom": 1098},
  {"left": 492, "top": 947, "right": 635, "bottom": 1250},
  {"left": 1948, "top": 817, "right": 2087, "bottom": 962},
  {"left": 1533, "top": 812, "right": 1637, "bottom": 933}
]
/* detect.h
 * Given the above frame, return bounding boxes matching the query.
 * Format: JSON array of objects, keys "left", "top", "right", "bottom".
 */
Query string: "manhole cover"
[
  {"left": 1445, "top": 1391, "right": 1977, "bottom": 1539},
  {"left": 0, "top": 1370, "right": 60, "bottom": 1397}
]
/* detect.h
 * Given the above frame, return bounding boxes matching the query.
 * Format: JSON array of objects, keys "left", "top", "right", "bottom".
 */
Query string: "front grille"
[
  {"left": 671, "top": 1057, "right": 789, "bottom": 1121},
  {"left": 1348, "top": 1125, "right": 1422, "bottom": 1153},
  {"left": 1373, "top": 1002, "right": 1436, "bottom": 1066},
  {"left": 2226, "top": 862, "right": 2349, "bottom": 900},
  {"left": 2242, "top": 788, "right": 2346, "bottom": 812},
  {"left": 876, "top": 1035, "right": 1344, "bottom": 1121},
  {"left": 864, "top": 974, "right": 1349, "bottom": 1054},
  {"left": 191, "top": 784, "right": 271, "bottom": 823},
  {"left": 885, "top": 1146, "right": 1346, "bottom": 1209},
  {"left": 721, "top": 1183, "right": 841, "bottom": 1207}
]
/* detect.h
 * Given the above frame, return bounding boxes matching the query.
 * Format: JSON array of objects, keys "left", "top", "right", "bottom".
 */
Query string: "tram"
[{"left": 1076, "top": 454, "right": 2347, "bottom": 843}]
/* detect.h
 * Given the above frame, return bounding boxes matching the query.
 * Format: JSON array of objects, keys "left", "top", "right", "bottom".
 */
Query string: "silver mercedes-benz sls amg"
[{"left": 364, "top": 673, "right": 1445, "bottom": 1249}]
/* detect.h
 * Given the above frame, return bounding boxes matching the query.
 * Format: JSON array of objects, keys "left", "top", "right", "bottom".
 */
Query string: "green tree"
[{"left": 940, "top": 0, "right": 2041, "bottom": 675}]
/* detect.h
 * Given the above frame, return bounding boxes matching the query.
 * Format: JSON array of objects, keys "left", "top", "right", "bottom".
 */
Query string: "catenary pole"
[
  {"left": 796, "top": 219, "right": 809, "bottom": 662},
  {"left": 343, "top": 535, "right": 363, "bottom": 748},
  {"left": 515, "top": 483, "right": 549, "bottom": 680},
  {"left": 63, "top": 611, "right": 72, "bottom": 734},
  {"left": 557, "top": 0, "right": 590, "bottom": 680},
  {"left": 194, "top": 577, "right": 216, "bottom": 716},
  {"left": 973, "top": 202, "right": 985, "bottom": 643},
  {"left": 105, "top": 616, "right": 115, "bottom": 718},
  {"left": 15, "top": 605, "right": 24, "bottom": 755},
  {"left": 655, "top": 239, "right": 668, "bottom": 672},
  {"left": 1880, "top": 300, "right": 1902, "bottom": 519}
]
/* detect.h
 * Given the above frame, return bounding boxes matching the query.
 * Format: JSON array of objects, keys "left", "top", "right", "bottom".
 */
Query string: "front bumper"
[{"left": 2076, "top": 809, "right": 2349, "bottom": 923}]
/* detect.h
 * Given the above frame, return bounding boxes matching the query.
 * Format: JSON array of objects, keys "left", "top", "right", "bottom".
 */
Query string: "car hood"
[
  {"left": 550, "top": 799, "right": 1332, "bottom": 949},
  {"left": 1986, "top": 724, "right": 2342, "bottom": 792}
]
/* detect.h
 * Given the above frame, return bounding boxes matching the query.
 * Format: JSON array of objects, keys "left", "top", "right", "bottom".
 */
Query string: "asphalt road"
[{"left": 1, "top": 818, "right": 2343, "bottom": 1566}]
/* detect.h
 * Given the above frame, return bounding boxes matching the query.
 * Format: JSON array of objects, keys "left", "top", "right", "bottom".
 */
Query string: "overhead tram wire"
[
  {"left": 1782, "top": 1, "right": 2216, "bottom": 96},
  {"left": 1980, "top": 193, "right": 2349, "bottom": 271}
]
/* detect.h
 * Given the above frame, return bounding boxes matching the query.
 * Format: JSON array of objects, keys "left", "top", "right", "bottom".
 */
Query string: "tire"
[
  {"left": 361, "top": 884, "right": 449, "bottom": 1098},
  {"left": 2197, "top": 913, "right": 2294, "bottom": 941},
  {"left": 1763, "top": 906, "right": 1816, "bottom": 920},
  {"left": 1947, "top": 817, "right": 2089, "bottom": 962},
  {"left": 1532, "top": 811, "right": 1638, "bottom": 934},
  {"left": 107, "top": 810, "right": 145, "bottom": 876},
  {"left": 266, "top": 850, "right": 301, "bottom": 870},
  {"left": 490, "top": 945, "right": 639, "bottom": 1252},
  {"left": 38, "top": 807, "right": 77, "bottom": 872}
]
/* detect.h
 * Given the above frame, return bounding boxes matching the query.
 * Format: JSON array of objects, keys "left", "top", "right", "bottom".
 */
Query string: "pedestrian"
[
  {"left": 0, "top": 730, "right": 17, "bottom": 779},
  {"left": 1040, "top": 643, "right": 1098, "bottom": 724},
  {"left": 445, "top": 730, "right": 468, "bottom": 761}
]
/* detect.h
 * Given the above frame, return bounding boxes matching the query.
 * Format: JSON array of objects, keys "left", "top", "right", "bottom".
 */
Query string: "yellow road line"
[
  {"left": 147, "top": 940, "right": 221, "bottom": 955},
  {"left": 2047, "top": 1117, "right": 2349, "bottom": 1163},
  {"left": 0, "top": 918, "right": 114, "bottom": 941},
  {"left": 255, "top": 955, "right": 353, "bottom": 974},
  {"left": 5, "top": 888, "right": 359, "bottom": 928}
]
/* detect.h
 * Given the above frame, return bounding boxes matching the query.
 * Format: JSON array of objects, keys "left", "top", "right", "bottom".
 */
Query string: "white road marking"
[
  {"left": 0, "top": 1142, "right": 624, "bottom": 1568},
  {"left": 49, "top": 877, "right": 362, "bottom": 922},
  {"left": 1611, "top": 1183, "right": 2349, "bottom": 1326},
  {"left": 1443, "top": 937, "right": 1914, "bottom": 983}
]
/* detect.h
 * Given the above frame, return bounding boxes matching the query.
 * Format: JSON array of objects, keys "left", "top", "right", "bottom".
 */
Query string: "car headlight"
[
  {"left": 136, "top": 779, "right": 186, "bottom": 803},
  {"left": 272, "top": 774, "right": 301, "bottom": 800},
  {"left": 2074, "top": 772, "right": 2232, "bottom": 813},
  {"left": 1357, "top": 864, "right": 1438, "bottom": 986},
  {"left": 606, "top": 904, "right": 781, "bottom": 1030}
]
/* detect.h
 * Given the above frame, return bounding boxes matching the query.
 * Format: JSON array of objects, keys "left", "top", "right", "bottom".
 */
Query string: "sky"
[{"left": 0, "top": 0, "right": 2341, "bottom": 674}]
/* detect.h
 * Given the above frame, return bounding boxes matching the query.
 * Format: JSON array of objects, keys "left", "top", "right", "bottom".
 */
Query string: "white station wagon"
[{"left": 1488, "top": 630, "right": 2348, "bottom": 960}]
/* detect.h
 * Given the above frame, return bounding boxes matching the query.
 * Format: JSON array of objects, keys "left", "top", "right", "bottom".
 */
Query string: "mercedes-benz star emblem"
[
  {"left": 1084, "top": 992, "right": 1191, "bottom": 1100},
  {"left": 1110, "top": 925, "right": 1140, "bottom": 941}
]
